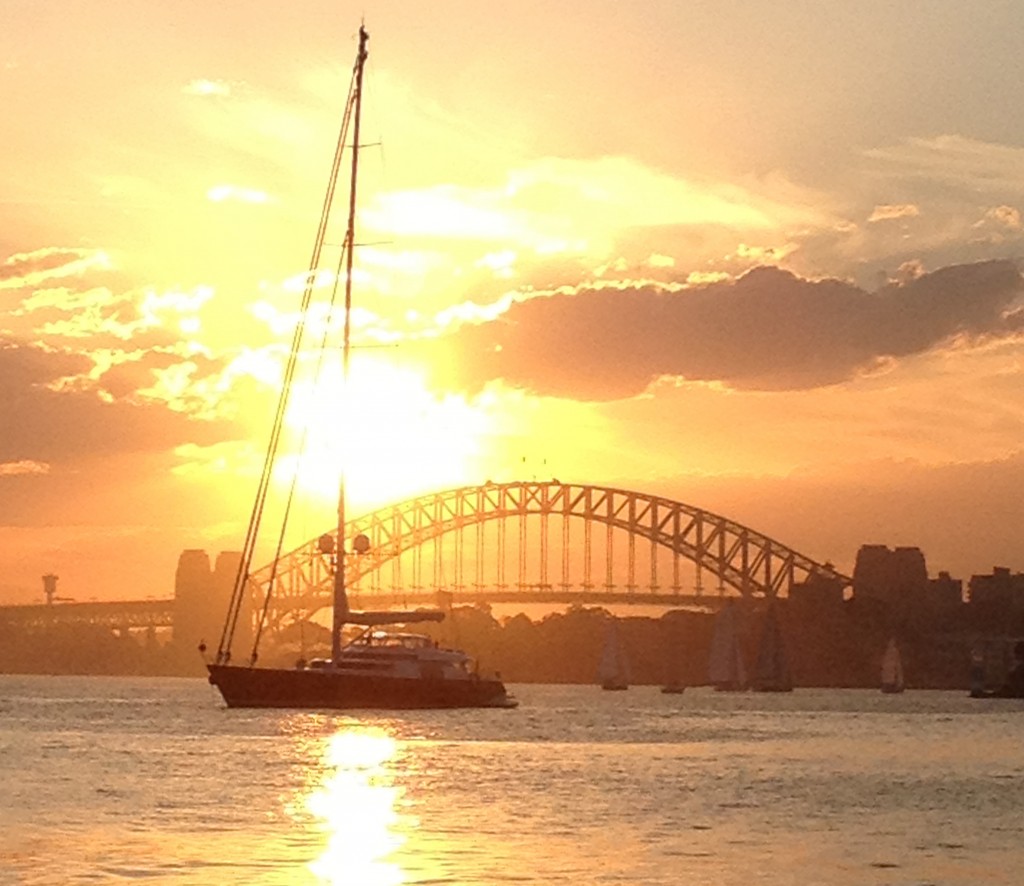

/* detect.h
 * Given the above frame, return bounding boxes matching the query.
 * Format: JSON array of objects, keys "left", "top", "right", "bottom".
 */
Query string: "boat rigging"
[{"left": 204, "top": 25, "right": 516, "bottom": 710}]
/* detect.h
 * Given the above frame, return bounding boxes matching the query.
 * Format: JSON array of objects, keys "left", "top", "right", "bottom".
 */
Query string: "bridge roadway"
[
  {"left": 0, "top": 588, "right": 742, "bottom": 633},
  {"left": 0, "top": 599, "right": 175, "bottom": 631},
  {"left": 287, "top": 587, "right": 741, "bottom": 612}
]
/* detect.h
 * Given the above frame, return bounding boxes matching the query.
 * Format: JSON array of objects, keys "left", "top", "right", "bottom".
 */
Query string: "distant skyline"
[{"left": 3, "top": 1, "right": 1024, "bottom": 603}]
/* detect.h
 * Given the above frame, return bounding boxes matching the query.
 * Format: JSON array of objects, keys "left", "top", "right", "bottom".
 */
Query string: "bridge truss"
[{"left": 252, "top": 482, "right": 850, "bottom": 629}]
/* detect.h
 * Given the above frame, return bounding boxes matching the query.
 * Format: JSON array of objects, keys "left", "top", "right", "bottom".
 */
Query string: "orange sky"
[{"left": 3, "top": 2, "right": 1024, "bottom": 603}]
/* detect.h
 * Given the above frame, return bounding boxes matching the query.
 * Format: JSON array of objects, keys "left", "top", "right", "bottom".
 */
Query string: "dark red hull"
[{"left": 207, "top": 664, "right": 516, "bottom": 710}]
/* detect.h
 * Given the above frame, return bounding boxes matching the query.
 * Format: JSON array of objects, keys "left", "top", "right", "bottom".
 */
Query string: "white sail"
[
  {"left": 598, "top": 620, "right": 630, "bottom": 689},
  {"left": 708, "top": 603, "right": 747, "bottom": 690},
  {"left": 881, "top": 638, "right": 905, "bottom": 693}
]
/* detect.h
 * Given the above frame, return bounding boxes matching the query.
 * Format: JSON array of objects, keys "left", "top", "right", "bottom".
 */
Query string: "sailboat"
[
  {"left": 597, "top": 619, "right": 630, "bottom": 691},
  {"left": 751, "top": 604, "right": 793, "bottom": 692},
  {"left": 708, "top": 602, "right": 747, "bottom": 691},
  {"left": 205, "top": 26, "right": 516, "bottom": 710},
  {"left": 880, "top": 637, "right": 905, "bottom": 694}
]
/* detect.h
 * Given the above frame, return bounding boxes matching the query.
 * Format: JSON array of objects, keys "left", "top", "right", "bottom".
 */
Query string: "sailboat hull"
[{"left": 208, "top": 664, "right": 517, "bottom": 710}]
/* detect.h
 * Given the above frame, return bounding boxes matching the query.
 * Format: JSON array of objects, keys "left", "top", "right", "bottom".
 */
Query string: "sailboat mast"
[{"left": 332, "top": 24, "right": 369, "bottom": 662}]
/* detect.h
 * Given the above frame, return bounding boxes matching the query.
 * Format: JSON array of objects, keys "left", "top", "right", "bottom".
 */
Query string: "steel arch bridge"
[{"left": 252, "top": 482, "right": 850, "bottom": 629}]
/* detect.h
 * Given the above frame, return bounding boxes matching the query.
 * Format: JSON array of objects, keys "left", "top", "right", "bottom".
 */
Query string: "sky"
[{"left": 3, "top": 0, "right": 1024, "bottom": 604}]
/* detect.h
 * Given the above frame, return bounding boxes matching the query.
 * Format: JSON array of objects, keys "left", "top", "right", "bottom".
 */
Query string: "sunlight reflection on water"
[{"left": 303, "top": 728, "right": 408, "bottom": 886}]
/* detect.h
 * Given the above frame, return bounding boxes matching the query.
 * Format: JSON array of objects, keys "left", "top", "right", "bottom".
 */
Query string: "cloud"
[
  {"left": 0, "top": 247, "right": 111, "bottom": 291},
  {"left": 0, "top": 243, "right": 282, "bottom": 468},
  {"left": 0, "top": 337, "right": 236, "bottom": 466},
  {"left": 774, "top": 136, "right": 1024, "bottom": 287},
  {"left": 864, "top": 136, "right": 1024, "bottom": 194},
  {"left": 890, "top": 259, "right": 925, "bottom": 285},
  {"left": 3, "top": 246, "right": 216, "bottom": 348},
  {"left": 358, "top": 156, "right": 832, "bottom": 272},
  {"left": 868, "top": 204, "right": 920, "bottom": 223},
  {"left": 0, "top": 460, "right": 49, "bottom": 477},
  {"left": 422, "top": 259, "right": 1024, "bottom": 399},
  {"left": 183, "top": 79, "right": 233, "bottom": 97},
  {"left": 2, "top": 248, "right": 234, "bottom": 409},
  {"left": 980, "top": 205, "right": 1022, "bottom": 232},
  {"left": 19, "top": 286, "right": 154, "bottom": 341}
]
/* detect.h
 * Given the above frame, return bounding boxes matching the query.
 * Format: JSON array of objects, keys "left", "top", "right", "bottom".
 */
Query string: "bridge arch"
[{"left": 252, "top": 482, "right": 850, "bottom": 626}]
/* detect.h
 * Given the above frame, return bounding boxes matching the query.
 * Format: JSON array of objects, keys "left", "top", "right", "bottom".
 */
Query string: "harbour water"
[{"left": 1, "top": 676, "right": 1022, "bottom": 885}]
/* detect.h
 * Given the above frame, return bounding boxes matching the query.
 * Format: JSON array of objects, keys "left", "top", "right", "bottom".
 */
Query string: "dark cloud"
[
  {"left": 0, "top": 337, "right": 235, "bottom": 464},
  {"left": 425, "top": 259, "right": 1024, "bottom": 399},
  {"left": 0, "top": 338, "right": 92, "bottom": 390}
]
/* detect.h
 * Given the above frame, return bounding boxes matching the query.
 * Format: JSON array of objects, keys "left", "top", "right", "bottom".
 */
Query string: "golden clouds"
[
  {"left": 138, "top": 287, "right": 213, "bottom": 334},
  {"left": 0, "top": 460, "right": 49, "bottom": 477},
  {"left": 646, "top": 254, "right": 675, "bottom": 269},
  {"left": 686, "top": 270, "right": 732, "bottom": 285},
  {"left": 507, "top": 156, "right": 784, "bottom": 231},
  {"left": 988, "top": 205, "right": 1022, "bottom": 230},
  {"left": 24, "top": 283, "right": 211, "bottom": 344},
  {"left": 182, "top": 79, "right": 233, "bottom": 98},
  {"left": 432, "top": 292, "right": 519, "bottom": 330},
  {"left": 0, "top": 242, "right": 239, "bottom": 430},
  {"left": 365, "top": 188, "right": 518, "bottom": 240},
  {"left": 868, "top": 204, "right": 920, "bottom": 223},
  {"left": 0, "top": 248, "right": 111, "bottom": 291},
  {"left": 357, "top": 155, "right": 828, "bottom": 284}
]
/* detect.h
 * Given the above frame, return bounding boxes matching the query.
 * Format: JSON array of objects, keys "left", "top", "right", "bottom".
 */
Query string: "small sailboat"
[
  {"left": 708, "top": 602, "right": 747, "bottom": 691},
  {"left": 597, "top": 619, "right": 630, "bottom": 691},
  {"left": 752, "top": 604, "right": 793, "bottom": 692},
  {"left": 880, "top": 637, "right": 905, "bottom": 694},
  {"left": 204, "top": 26, "right": 515, "bottom": 711}
]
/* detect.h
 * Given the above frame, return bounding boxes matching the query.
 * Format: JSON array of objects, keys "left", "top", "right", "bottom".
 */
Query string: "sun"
[{"left": 278, "top": 352, "right": 491, "bottom": 514}]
